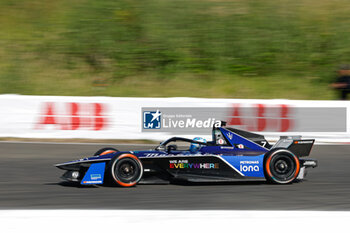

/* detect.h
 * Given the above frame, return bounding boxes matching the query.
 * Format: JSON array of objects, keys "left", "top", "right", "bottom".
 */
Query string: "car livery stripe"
[
  {"left": 220, "top": 128, "right": 268, "bottom": 152},
  {"left": 141, "top": 155, "right": 245, "bottom": 176},
  {"left": 55, "top": 158, "right": 111, "bottom": 167}
]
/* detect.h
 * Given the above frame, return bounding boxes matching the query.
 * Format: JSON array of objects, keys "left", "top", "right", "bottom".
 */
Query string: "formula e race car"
[{"left": 55, "top": 122, "right": 318, "bottom": 187}]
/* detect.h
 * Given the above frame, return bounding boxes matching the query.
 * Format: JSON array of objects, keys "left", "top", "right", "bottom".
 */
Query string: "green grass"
[{"left": 0, "top": 0, "right": 348, "bottom": 99}]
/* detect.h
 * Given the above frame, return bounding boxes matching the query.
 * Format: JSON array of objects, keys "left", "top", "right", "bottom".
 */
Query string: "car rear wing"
[{"left": 272, "top": 136, "right": 314, "bottom": 157}]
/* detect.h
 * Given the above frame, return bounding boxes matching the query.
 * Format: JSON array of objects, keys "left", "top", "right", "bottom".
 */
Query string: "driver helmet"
[{"left": 189, "top": 137, "right": 207, "bottom": 153}]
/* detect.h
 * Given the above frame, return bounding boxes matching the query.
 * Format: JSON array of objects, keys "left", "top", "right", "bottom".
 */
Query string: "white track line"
[{"left": 0, "top": 210, "right": 347, "bottom": 233}]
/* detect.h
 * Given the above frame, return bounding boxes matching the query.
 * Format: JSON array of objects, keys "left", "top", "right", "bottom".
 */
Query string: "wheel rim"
[
  {"left": 274, "top": 158, "right": 292, "bottom": 175},
  {"left": 268, "top": 152, "right": 298, "bottom": 183},
  {"left": 118, "top": 161, "right": 136, "bottom": 180}
]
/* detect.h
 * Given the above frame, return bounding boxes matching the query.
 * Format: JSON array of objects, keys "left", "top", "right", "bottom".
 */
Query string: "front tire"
[
  {"left": 107, "top": 154, "right": 143, "bottom": 187},
  {"left": 264, "top": 149, "right": 300, "bottom": 184}
]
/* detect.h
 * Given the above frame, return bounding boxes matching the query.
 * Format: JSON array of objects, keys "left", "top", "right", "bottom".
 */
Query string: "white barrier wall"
[{"left": 0, "top": 94, "right": 349, "bottom": 142}]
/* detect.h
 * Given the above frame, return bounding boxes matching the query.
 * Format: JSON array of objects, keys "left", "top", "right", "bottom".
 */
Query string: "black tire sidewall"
[
  {"left": 107, "top": 154, "right": 143, "bottom": 187},
  {"left": 264, "top": 149, "right": 300, "bottom": 184}
]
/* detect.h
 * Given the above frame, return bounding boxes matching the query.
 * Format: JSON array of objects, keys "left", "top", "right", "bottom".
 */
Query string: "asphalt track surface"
[{"left": 1, "top": 142, "right": 349, "bottom": 210}]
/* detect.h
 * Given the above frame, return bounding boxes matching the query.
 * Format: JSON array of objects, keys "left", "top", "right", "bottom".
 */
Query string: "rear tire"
[
  {"left": 264, "top": 149, "right": 300, "bottom": 184},
  {"left": 107, "top": 154, "right": 143, "bottom": 187},
  {"left": 94, "top": 147, "right": 119, "bottom": 156}
]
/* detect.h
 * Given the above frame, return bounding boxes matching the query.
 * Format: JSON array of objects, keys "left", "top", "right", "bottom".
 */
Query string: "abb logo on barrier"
[
  {"left": 227, "top": 104, "right": 293, "bottom": 132},
  {"left": 35, "top": 102, "right": 108, "bottom": 130}
]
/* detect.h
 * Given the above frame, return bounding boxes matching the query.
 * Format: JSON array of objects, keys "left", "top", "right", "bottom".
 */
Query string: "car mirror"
[
  {"left": 167, "top": 144, "right": 177, "bottom": 152},
  {"left": 155, "top": 144, "right": 166, "bottom": 151}
]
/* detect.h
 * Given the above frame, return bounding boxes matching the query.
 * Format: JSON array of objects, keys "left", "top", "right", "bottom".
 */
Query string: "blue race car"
[{"left": 55, "top": 122, "right": 317, "bottom": 187}]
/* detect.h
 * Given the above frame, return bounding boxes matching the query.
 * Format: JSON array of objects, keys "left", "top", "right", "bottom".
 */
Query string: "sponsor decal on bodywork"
[
  {"left": 169, "top": 160, "right": 219, "bottom": 169},
  {"left": 221, "top": 155, "right": 265, "bottom": 177},
  {"left": 144, "top": 153, "right": 166, "bottom": 157},
  {"left": 294, "top": 140, "right": 314, "bottom": 144},
  {"left": 90, "top": 174, "right": 102, "bottom": 180},
  {"left": 239, "top": 160, "right": 260, "bottom": 172},
  {"left": 81, "top": 162, "right": 106, "bottom": 185}
]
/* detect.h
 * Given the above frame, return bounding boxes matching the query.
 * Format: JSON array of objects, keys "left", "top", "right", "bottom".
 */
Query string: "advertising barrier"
[{"left": 0, "top": 94, "right": 349, "bottom": 142}]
